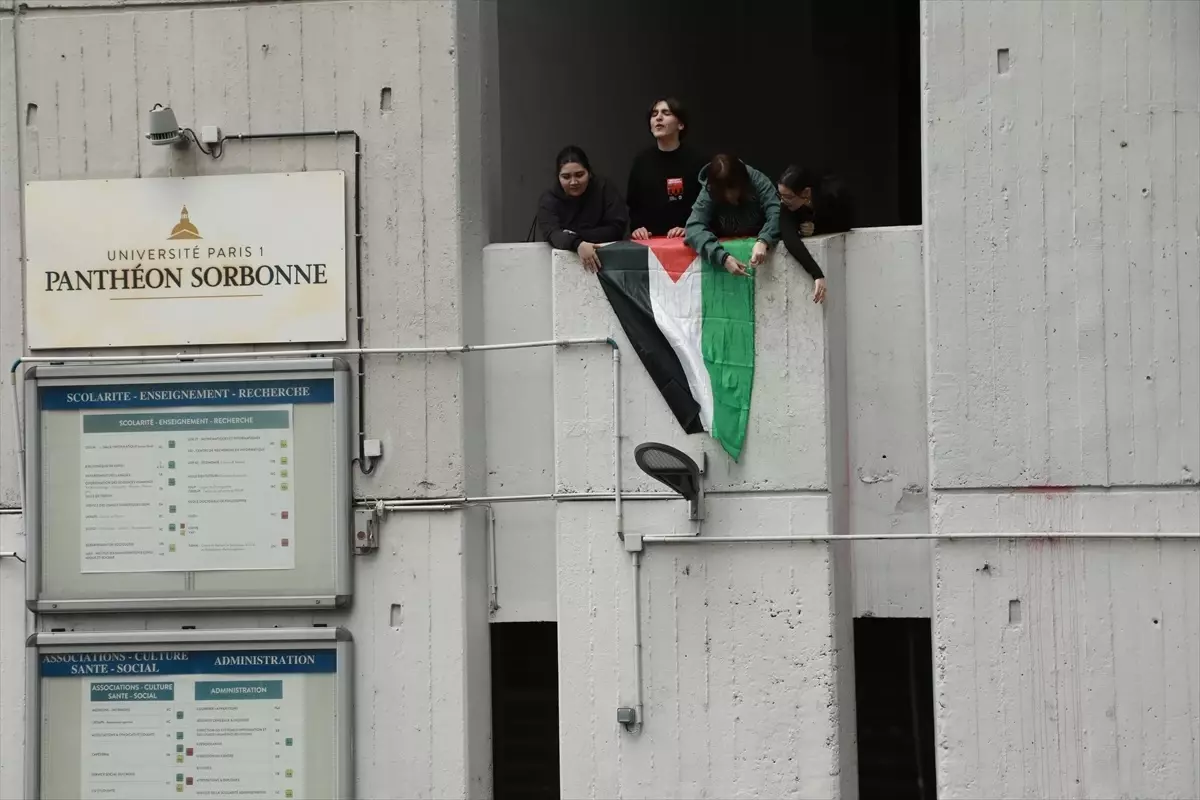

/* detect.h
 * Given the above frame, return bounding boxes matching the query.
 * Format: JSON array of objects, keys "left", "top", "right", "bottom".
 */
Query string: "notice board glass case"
[{"left": 23, "top": 358, "right": 352, "bottom": 612}]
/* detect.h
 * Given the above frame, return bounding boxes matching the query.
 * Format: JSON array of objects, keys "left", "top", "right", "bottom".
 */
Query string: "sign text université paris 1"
[{"left": 24, "top": 171, "right": 348, "bottom": 349}]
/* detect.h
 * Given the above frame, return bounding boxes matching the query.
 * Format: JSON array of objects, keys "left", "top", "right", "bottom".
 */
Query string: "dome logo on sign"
[{"left": 167, "top": 206, "right": 202, "bottom": 240}]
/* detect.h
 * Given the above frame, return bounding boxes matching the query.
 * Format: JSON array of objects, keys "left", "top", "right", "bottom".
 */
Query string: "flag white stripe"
[{"left": 646, "top": 250, "right": 713, "bottom": 431}]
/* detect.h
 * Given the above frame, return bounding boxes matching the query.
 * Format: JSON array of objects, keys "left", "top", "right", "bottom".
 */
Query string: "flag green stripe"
[{"left": 700, "top": 238, "right": 756, "bottom": 461}]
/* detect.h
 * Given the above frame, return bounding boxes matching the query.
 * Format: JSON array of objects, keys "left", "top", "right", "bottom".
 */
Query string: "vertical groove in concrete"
[{"left": 845, "top": 227, "right": 931, "bottom": 617}]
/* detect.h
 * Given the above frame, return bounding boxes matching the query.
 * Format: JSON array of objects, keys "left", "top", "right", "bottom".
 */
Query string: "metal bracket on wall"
[
  {"left": 691, "top": 452, "right": 707, "bottom": 525},
  {"left": 353, "top": 502, "right": 384, "bottom": 555}
]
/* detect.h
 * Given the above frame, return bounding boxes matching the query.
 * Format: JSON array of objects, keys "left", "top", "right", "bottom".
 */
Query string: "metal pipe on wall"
[
  {"left": 9, "top": 339, "right": 616, "bottom": 477},
  {"left": 20, "top": 119, "right": 374, "bottom": 464},
  {"left": 613, "top": 347, "right": 624, "bottom": 540},
  {"left": 641, "top": 531, "right": 1200, "bottom": 544},
  {"left": 367, "top": 502, "right": 1199, "bottom": 542},
  {"left": 487, "top": 505, "right": 500, "bottom": 614},
  {"left": 630, "top": 551, "right": 643, "bottom": 729},
  {"left": 217, "top": 129, "right": 371, "bottom": 470},
  {"left": 371, "top": 491, "right": 676, "bottom": 509},
  {"left": 9, "top": 337, "right": 615, "bottom": 371},
  {"left": 7, "top": 338, "right": 625, "bottom": 569},
  {"left": 8, "top": 375, "right": 25, "bottom": 525},
  {"left": 612, "top": 525, "right": 1199, "bottom": 733}
]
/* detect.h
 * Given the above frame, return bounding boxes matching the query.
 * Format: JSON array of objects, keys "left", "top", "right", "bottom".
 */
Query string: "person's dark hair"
[
  {"left": 778, "top": 164, "right": 818, "bottom": 194},
  {"left": 706, "top": 154, "right": 750, "bottom": 198},
  {"left": 555, "top": 145, "right": 592, "bottom": 175},
  {"left": 779, "top": 165, "right": 856, "bottom": 232},
  {"left": 648, "top": 96, "right": 689, "bottom": 139}
]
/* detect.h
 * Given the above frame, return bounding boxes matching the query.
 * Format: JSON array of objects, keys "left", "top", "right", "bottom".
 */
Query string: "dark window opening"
[
  {"left": 855, "top": 617, "right": 937, "bottom": 800},
  {"left": 496, "top": 0, "right": 922, "bottom": 243},
  {"left": 491, "top": 622, "right": 560, "bottom": 800}
]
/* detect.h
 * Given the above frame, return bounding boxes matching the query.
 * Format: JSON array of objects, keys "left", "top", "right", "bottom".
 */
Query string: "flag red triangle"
[{"left": 636, "top": 239, "right": 697, "bottom": 283}]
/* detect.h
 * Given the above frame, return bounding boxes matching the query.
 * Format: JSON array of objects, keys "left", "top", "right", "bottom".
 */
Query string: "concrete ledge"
[
  {"left": 932, "top": 487, "right": 1200, "bottom": 534},
  {"left": 845, "top": 226, "right": 930, "bottom": 617}
]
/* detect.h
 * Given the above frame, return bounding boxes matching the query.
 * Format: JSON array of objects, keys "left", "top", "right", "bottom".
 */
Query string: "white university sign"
[{"left": 24, "top": 171, "right": 348, "bottom": 349}]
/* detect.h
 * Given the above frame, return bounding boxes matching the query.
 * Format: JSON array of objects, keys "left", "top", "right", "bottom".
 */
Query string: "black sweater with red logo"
[{"left": 625, "top": 144, "right": 709, "bottom": 236}]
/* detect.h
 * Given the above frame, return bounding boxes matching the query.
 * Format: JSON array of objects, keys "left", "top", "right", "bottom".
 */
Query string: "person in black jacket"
[
  {"left": 776, "top": 165, "right": 856, "bottom": 303},
  {"left": 536, "top": 146, "right": 628, "bottom": 272},
  {"left": 626, "top": 97, "right": 708, "bottom": 240}
]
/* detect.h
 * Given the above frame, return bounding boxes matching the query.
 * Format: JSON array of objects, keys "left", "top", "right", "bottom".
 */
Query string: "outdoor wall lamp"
[
  {"left": 145, "top": 104, "right": 223, "bottom": 157},
  {"left": 634, "top": 442, "right": 706, "bottom": 524},
  {"left": 145, "top": 104, "right": 185, "bottom": 147}
]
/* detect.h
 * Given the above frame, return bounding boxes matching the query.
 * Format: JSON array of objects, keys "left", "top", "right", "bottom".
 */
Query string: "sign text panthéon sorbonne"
[{"left": 25, "top": 171, "right": 347, "bottom": 349}]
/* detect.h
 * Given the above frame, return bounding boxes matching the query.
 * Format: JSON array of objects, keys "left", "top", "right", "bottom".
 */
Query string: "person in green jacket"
[{"left": 684, "top": 153, "right": 781, "bottom": 276}]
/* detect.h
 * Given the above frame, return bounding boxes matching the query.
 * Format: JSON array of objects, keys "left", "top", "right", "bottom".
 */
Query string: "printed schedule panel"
[
  {"left": 24, "top": 359, "right": 352, "bottom": 612},
  {"left": 27, "top": 629, "right": 353, "bottom": 800}
]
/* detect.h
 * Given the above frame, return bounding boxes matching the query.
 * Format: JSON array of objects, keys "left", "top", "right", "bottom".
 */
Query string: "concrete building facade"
[{"left": 0, "top": 1, "right": 1197, "bottom": 799}]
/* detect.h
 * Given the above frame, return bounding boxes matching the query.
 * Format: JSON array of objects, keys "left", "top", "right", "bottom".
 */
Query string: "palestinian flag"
[{"left": 597, "top": 237, "right": 755, "bottom": 461}]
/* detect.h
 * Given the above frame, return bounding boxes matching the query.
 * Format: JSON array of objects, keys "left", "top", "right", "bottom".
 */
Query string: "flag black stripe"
[{"left": 597, "top": 246, "right": 704, "bottom": 434}]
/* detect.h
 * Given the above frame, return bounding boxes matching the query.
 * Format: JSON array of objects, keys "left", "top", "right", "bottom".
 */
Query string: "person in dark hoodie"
[
  {"left": 777, "top": 165, "right": 855, "bottom": 237},
  {"left": 627, "top": 97, "right": 708, "bottom": 240},
  {"left": 684, "top": 154, "right": 780, "bottom": 276},
  {"left": 535, "top": 145, "right": 628, "bottom": 272},
  {"left": 776, "top": 165, "right": 856, "bottom": 303}
]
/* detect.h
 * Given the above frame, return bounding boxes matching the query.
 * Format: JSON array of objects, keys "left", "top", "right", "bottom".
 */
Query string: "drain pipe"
[
  {"left": 610, "top": 345, "right": 642, "bottom": 731},
  {"left": 630, "top": 550, "right": 644, "bottom": 728},
  {"left": 617, "top": 532, "right": 645, "bottom": 732},
  {"left": 8, "top": 374, "right": 25, "bottom": 523},
  {"left": 618, "top": 528, "right": 646, "bottom": 731},
  {"left": 215, "top": 129, "right": 373, "bottom": 470},
  {"left": 487, "top": 505, "right": 500, "bottom": 614}
]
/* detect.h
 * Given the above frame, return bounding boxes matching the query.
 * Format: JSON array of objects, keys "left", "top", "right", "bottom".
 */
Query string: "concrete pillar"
[
  {"left": 0, "top": 1, "right": 495, "bottom": 796},
  {"left": 551, "top": 244, "right": 857, "bottom": 797},
  {"left": 922, "top": 1, "right": 1200, "bottom": 796},
  {"left": 481, "top": 243, "right": 557, "bottom": 622},
  {"left": 0, "top": 515, "right": 28, "bottom": 799}
]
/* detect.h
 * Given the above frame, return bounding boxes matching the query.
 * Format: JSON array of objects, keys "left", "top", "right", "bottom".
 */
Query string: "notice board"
[
  {"left": 24, "top": 359, "right": 352, "bottom": 612},
  {"left": 27, "top": 627, "right": 353, "bottom": 800}
]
